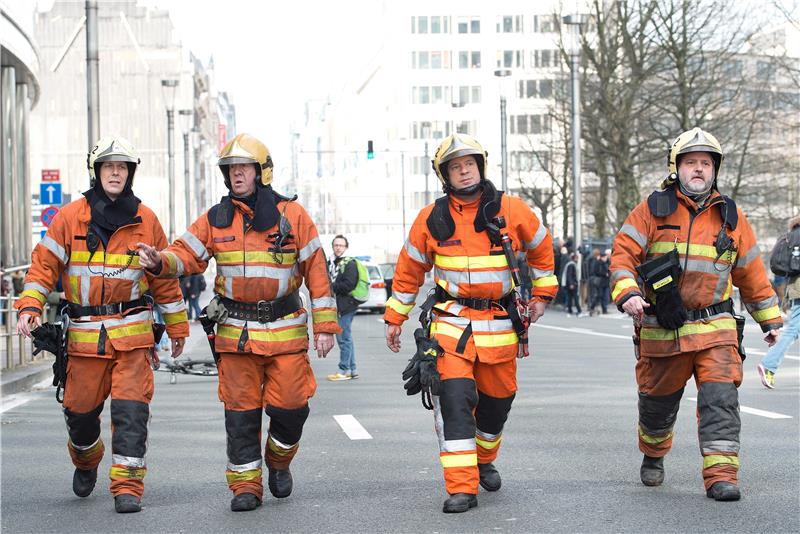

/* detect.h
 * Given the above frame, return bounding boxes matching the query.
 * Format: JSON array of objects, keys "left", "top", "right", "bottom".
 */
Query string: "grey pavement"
[{"left": 1, "top": 307, "right": 798, "bottom": 533}]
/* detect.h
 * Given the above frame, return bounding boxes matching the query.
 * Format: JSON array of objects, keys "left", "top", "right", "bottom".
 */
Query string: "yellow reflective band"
[
  {"left": 751, "top": 305, "right": 780, "bottom": 322},
  {"left": 721, "top": 278, "right": 732, "bottom": 300},
  {"left": 215, "top": 251, "right": 297, "bottom": 265},
  {"left": 476, "top": 437, "right": 501, "bottom": 450},
  {"left": 434, "top": 254, "right": 508, "bottom": 270},
  {"left": 313, "top": 310, "right": 338, "bottom": 324},
  {"left": 612, "top": 278, "right": 639, "bottom": 300},
  {"left": 653, "top": 275, "right": 673, "bottom": 290},
  {"left": 431, "top": 322, "right": 517, "bottom": 347},
  {"left": 139, "top": 278, "right": 149, "bottom": 294},
  {"left": 225, "top": 468, "right": 262, "bottom": 484},
  {"left": 105, "top": 322, "right": 153, "bottom": 339},
  {"left": 387, "top": 297, "right": 414, "bottom": 315},
  {"left": 70, "top": 251, "right": 102, "bottom": 264},
  {"left": 163, "top": 310, "right": 188, "bottom": 326},
  {"left": 533, "top": 274, "right": 558, "bottom": 287},
  {"left": 440, "top": 453, "right": 478, "bottom": 468},
  {"left": 164, "top": 253, "right": 179, "bottom": 276},
  {"left": 648, "top": 242, "right": 737, "bottom": 264},
  {"left": 68, "top": 330, "right": 100, "bottom": 343},
  {"left": 69, "top": 276, "right": 80, "bottom": 302},
  {"left": 703, "top": 455, "right": 740, "bottom": 469},
  {"left": 217, "top": 325, "right": 308, "bottom": 343},
  {"left": 640, "top": 318, "right": 737, "bottom": 341},
  {"left": 267, "top": 438, "right": 297, "bottom": 456},
  {"left": 638, "top": 426, "right": 673, "bottom": 445},
  {"left": 20, "top": 289, "right": 46, "bottom": 304},
  {"left": 109, "top": 466, "right": 147, "bottom": 480}
]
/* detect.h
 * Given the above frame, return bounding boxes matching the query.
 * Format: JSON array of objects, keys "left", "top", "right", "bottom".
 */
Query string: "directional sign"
[
  {"left": 41, "top": 169, "right": 60, "bottom": 182},
  {"left": 40, "top": 183, "right": 62, "bottom": 205},
  {"left": 40, "top": 205, "right": 60, "bottom": 227}
]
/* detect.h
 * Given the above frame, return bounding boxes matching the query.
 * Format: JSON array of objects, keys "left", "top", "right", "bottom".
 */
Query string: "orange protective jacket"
[
  {"left": 16, "top": 198, "right": 189, "bottom": 357},
  {"left": 156, "top": 197, "right": 340, "bottom": 356},
  {"left": 384, "top": 194, "right": 557, "bottom": 363},
  {"left": 611, "top": 187, "right": 782, "bottom": 357}
]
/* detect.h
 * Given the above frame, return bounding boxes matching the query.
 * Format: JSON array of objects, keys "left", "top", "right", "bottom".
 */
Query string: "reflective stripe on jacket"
[
  {"left": 384, "top": 194, "right": 557, "bottom": 363},
  {"left": 16, "top": 198, "right": 189, "bottom": 357},
  {"left": 611, "top": 189, "right": 781, "bottom": 357},
  {"left": 156, "top": 197, "right": 340, "bottom": 355}
]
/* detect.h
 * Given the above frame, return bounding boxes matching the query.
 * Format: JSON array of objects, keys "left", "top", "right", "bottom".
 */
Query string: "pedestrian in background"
[
  {"left": 327, "top": 235, "right": 362, "bottom": 381},
  {"left": 561, "top": 253, "right": 581, "bottom": 316},
  {"left": 589, "top": 249, "right": 610, "bottom": 315}
]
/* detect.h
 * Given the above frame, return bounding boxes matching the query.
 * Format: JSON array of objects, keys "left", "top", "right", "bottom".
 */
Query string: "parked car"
[{"left": 360, "top": 261, "right": 387, "bottom": 314}]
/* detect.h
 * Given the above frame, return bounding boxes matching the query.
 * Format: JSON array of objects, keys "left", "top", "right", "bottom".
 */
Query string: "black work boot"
[
  {"left": 72, "top": 468, "right": 98, "bottom": 498},
  {"left": 268, "top": 467, "right": 293, "bottom": 498},
  {"left": 230, "top": 492, "right": 262, "bottom": 512},
  {"left": 114, "top": 494, "right": 142, "bottom": 513},
  {"left": 706, "top": 481, "right": 741, "bottom": 501},
  {"left": 640, "top": 455, "right": 665, "bottom": 486},
  {"left": 478, "top": 463, "right": 502, "bottom": 492},
  {"left": 442, "top": 493, "right": 478, "bottom": 513}
]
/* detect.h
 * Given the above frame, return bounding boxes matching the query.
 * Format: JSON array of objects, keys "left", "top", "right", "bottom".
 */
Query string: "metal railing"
[{"left": 1, "top": 264, "right": 37, "bottom": 371}]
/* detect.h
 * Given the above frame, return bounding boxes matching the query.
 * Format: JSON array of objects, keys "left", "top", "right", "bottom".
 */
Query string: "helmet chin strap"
[{"left": 446, "top": 180, "right": 484, "bottom": 197}]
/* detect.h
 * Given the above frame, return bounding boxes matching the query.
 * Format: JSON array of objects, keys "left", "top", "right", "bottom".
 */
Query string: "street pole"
[
  {"left": 167, "top": 109, "right": 175, "bottom": 241},
  {"left": 183, "top": 131, "right": 190, "bottom": 227},
  {"left": 424, "top": 140, "right": 430, "bottom": 204},
  {"left": 500, "top": 95, "right": 508, "bottom": 191},
  {"left": 401, "top": 152, "right": 406, "bottom": 236},
  {"left": 85, "top": 0, "right": 100, "bottom": 146}
]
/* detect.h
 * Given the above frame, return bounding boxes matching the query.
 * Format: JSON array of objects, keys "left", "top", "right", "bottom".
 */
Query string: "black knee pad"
[
  {"left": 64, "top": 403, "right": 104, "bottom": 447},
  {"left": 475, "top": 391, "right": 515, "bottom": 435},
  {"left": 265, "top": 404, "right": 310, "bottom": 445},
  {"left": 638, "top": 387, "right": 684, "bottom": 435},
  {"left": 225, "top": 408, "right": 263, "bottom": 465},
  {"left": 110, "top": 399, "right": 149, "bottom": 458},
  {"left": 697, "top": 382, "right": 740, "bottom": 444},
  {"left": 439, "top": 378, "right": 478, "bottom": 440}
]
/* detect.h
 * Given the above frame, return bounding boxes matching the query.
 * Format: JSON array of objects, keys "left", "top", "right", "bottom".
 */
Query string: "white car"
[{"left": 359, "top": 261, "right": 387, "bottom": 314}]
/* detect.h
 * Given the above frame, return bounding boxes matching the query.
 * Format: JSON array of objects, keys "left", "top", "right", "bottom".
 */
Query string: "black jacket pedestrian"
[{"left": 330, "top": 256, "right": 360, "bottom": 316}]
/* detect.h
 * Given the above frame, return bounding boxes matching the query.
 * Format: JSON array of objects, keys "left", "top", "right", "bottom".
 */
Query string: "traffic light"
[{"left": 367, "top": 140, "right": 374, "bottom": 159}]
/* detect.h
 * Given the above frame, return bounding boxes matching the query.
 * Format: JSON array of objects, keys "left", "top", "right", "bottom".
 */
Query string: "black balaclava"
[{"left": 84, "top": 163, "right": 140, "bottom": 236}]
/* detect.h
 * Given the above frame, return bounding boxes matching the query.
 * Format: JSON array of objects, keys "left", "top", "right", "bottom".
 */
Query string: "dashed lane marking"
[
  {"left": 333, "top": 414, "right": 373, "bottom": 440},
  {"left": 686, "top": 397, "right": 793, "bottom": 419},
  {"left": 532, "top": 323, "right": 630, "bottom": 340}
]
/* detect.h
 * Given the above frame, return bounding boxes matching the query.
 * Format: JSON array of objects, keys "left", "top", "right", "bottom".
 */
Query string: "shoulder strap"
[
  {"left": 426, "top": 196, "right": 455, "bottom": 242},
  {"left": 646, "top": 185, "right": 678, "bottom": 218},
  {"left": 208, "top": 196, "right": 235, "bottom": 229}
]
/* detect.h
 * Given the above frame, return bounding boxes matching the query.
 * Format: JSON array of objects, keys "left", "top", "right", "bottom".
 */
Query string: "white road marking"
[
  {"left": 686, "top": 397, "right": 793, "bottom": 419},
  {"left": 744, "top": 347, "right": 799, "bottom": 361},
  {"left": 333, "top": 414, "right": 373, "bottom": 440},
  {"left": 1, "top": 393, "right": 35, "bottom": 414},
  {"left": 532, "top": 323, "right": 631, "bottom": 340}
]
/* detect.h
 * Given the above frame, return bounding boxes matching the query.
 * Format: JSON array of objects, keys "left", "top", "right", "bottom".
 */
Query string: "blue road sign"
[
  {"left": 40, "top": 183, "right": 62, "bottom": 205},
  {"left": 41, "top": 230, "right": 47, "bottom": 239},
  {"left": 40, "top": 205, "right": 60, "bottom": 227}
]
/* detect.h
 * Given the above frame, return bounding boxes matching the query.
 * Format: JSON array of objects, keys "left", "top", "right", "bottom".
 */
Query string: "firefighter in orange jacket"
[
  {"left": 384, "top": 134, "right": 558, "bottom": 513},
  {"left": 137, "top": 133, "right": 340, "bottom": 512},
  {"left": 610, "top": 128, "right": 782, "bottom": 501},
  {"left": 16, "top": 136, "right": 189, "bottom": 514}
]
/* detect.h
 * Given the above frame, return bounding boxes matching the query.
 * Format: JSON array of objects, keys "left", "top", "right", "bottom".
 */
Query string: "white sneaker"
[{"left": 327, "top": 372, "right": 351, "bottom": 381}]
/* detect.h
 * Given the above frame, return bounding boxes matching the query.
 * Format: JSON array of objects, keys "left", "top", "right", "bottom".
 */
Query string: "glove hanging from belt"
[
  {"left": 31, "top": 322, "right": 68, "bottom": 403},
  {"left": 636, "top": 249, "right": 687, "bottom": 330},
  {"left": 402, "top": 327, "right": 444, "bottom": 410}
]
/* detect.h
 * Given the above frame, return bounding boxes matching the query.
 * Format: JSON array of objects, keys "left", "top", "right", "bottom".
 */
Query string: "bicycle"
[{"left": 154, "top": 356, "right": 218, "bottom": 384}]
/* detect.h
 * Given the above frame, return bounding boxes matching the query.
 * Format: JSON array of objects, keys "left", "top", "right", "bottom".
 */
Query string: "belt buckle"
[
  {"left": 256, "top": 300, "right": 272, "bottom": 323},
  {"left": 699, "top": 307, "right": 710, "bottom": 320}
]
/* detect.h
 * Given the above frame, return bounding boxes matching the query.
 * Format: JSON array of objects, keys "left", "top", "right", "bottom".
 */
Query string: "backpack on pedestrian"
[
  {"left": 343, "top": 257, "right": 370, "bottom": 303},
  {"left": 769, "top": 226, "right": 800, "bottom": 278}
]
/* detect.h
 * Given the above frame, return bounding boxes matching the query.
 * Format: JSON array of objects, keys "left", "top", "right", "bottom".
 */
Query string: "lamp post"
[
  {"left": 562, "top": 14, "right": 588, "bottom": 280},
  {"left": 161, "top": 79, "right": 179, "bottom": 241},
  {"left": 178, "top": 109, "right": 193, "bottom": 229},
  {"left": 494, "top": 69, "right": 512, "bottom": 191},
  {"left": 421, "top": 124, "right": 431, "bottom": 204}
]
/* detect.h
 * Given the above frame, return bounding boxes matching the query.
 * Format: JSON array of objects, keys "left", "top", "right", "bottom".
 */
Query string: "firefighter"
[
  {"left": 610, "top": 127, "right": 782, "bottom": 501},
  {"left": 16, "top": 136, "right": 189, "bottom": 513},
  {"left": 384, "top": 133, "right": 558, "bottom": 513},
  {"left": 137, "top": 133, "right": 340, "bottom": 512}
]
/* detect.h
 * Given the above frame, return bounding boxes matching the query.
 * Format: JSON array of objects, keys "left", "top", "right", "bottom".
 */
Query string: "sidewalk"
[{"left": 0, "top": 356, "right": 53, "bottom": 397}]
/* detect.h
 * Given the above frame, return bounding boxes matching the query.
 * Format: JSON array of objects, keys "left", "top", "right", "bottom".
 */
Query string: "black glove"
[
  {"left": 30, "top": 323, "right": 62, "bottom": 356},
  {"left": 636, "top": 249, "right": 687, "bottom": 330},
  {"left": 653, "top": 282, "right": 688, "bottom": 329},
  {"left": 402, "top": 328, "right": 443, "bottom": 396}
]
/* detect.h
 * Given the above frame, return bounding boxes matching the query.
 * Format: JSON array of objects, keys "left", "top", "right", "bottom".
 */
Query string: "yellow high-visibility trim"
[
  {"left": 703, "top": 455, "right": 740, "bottom": 469},
  {"left": 109, "top": 466, "right": 147, "bottom": 480},
  {"left": 640, "top": 318, "right": 736, "bottom": 341},
  {"left": 68, "top": 330, "right": 100, "bottom": 343},
  {"left": 612, "top": 278, "right": 640, "bottom": 300},
  {"left": 434, "top": 254, "right": 508, "bottom": 270},
  {"left": 225, "top": 468, "right": 262, "bottom": 484},
  {"left": 20, "top": 289, "right": 46, "bottom": 304},
  {"left": 105, "top": 322, "right": 153, "bottom": 339},
  {"left": 69, "top": 251, "right": 140, "bottom": 267},
  {"left": 386, "top": 297, "right": 414, "bottom": 315},
  {"left": 751, "top": 305, "right": 780, "bottom": 322},
  {"left": 217, "top": 325, "right": 308, "bottom": 343},
  {"left": 440, "top": 453, "right": 477, "bottom": 468},
  {"left": 476, "top": 437, "right": 501, "bottom": 450},
  {"left": 638, "top": 426, "right": 673, "bottom": 445},
  {"left": 312, "top": 310, "right": 338, "bottom": 324},
  {"left": 648, "top": 242, "right": 737, "bottom": 264},
  {"left": 163, "top": 310, "right": 189, "bottom": 326},
  {"left": 69, "top": 276, "right": 80, "bottom": 303},
  {"left": 139, "top": 278, "right": 149, "bottom": 294},
  {"left": 721, "top": 278, "right": 732, "bottom": 300},
  {"left": 653, "top": 275, "right": 673, "bottom": 290},
  {"left": 163, "top": 253, "right": 179, "bottom": 276},
  {"left": 431, "top": 322, "right": 517, "bottom": 347},
  {"left": 533, "top": 275, "right": 558, "bottom": 287},
  {"left": 215, "top": 251, "right": 297, "bottom": 265}
]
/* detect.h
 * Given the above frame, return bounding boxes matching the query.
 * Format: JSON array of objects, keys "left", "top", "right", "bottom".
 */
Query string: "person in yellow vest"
[{"left": 327, "top": 235, "right": 366, "bottom": 381}]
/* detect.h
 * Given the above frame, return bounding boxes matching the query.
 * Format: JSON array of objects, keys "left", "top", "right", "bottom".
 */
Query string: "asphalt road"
[{"left": 2, "top": 306, "right": 798, "bottom": 533}]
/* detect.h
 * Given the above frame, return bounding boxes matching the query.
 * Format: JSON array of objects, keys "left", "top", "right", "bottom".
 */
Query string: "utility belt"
[
  {"left": 434, "top": 285, "right": 513, "bottom": 311},
  {"left": 65, "top": 296, "right": 151, "bottom": 318},
  {"left": 218, "top": 291, "right": 302, "bottom": 323},
  {"left": 645, "top": 298, "right": 733, "bottom": 321}
]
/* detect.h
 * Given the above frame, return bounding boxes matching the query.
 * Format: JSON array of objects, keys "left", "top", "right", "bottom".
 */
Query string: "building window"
[
  {"left": 533, "top": 15, "right": 559, "bottom": 33},
  {"left": 531, "top": 49, "right": 559, "bottom": 68},
  {"left": 431, "top": 16, "right": 441, "bottom": 33},
  {"left": 457, "top": 16, "right": 480, "bottom": 34},
  {"left": 412, "top": 121, "right": 451, "bottom": 139},
  {"left": 539, "top": 79, "right": 553, "bottom": 98},
  {"left": 511, "top": 151, "right": 551, "bottom": 172},
  {"left": 412, "top": 51, "right": 451, "bottom": 69},
  {"left": 497, "top": 15, "right": 523, "bottom": 33},
  {"left": 457, "top": 85, "right": 483, "bottom": 105},
  {"left": 455, "top": 120, "right": 476, "bottom": 135},
  {"left": 418, "top": 16, "right": 428, "bottom": 34},
  {"left": 509, "top": 115, "right": 551, "bottom": 135},
  {"left": 471, "top": 86, "right": 481, "bottom": 104},
  {"left": 458, "top": 51, "right": 481, "bottom": 69},
  {"left": 497, "top": 50, "right": 523, "bottom": 68}
]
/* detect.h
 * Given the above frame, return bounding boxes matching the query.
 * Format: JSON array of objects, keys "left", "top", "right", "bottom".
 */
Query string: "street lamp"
[
  {"left": 178, "top": 109, "right": 193, "bottom": 229},
  {"left": 494, "top": 68, "right": 512, "bottom": 191},
  {"left": 161, "top": 79, "right": 179, "bottom": 241}
]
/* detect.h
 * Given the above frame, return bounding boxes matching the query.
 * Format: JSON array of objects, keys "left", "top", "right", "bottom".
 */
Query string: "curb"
[{"left": 0, "top": 358, "right": 53, "bottom": 397}]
